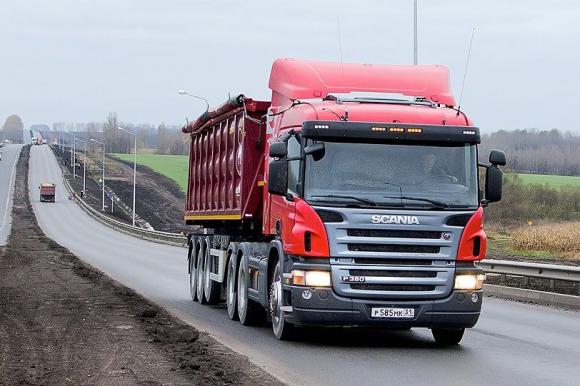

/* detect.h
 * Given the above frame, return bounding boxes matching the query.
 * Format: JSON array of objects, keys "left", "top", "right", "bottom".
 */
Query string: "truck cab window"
[{"left": 287, "top": 136, "right": 301, "bottom": 194}]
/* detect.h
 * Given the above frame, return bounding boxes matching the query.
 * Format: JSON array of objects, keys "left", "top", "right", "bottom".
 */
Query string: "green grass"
[
  {"left": 112, "top": 153, "right": 189, "bottom": 192},
  {"left": 512, "top": 173, "right": 580, "bottom": 189}
]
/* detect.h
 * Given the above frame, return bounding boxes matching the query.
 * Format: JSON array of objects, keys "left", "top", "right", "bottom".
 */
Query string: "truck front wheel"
[
  {"left": 432, "top": 328, "right": 465, "bottom": 345},
  {"left": 270, "top": 264, "right": 294, "bottom": 340}
]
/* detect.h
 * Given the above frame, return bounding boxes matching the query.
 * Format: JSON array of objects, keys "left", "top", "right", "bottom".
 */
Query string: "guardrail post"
[{"left": 549, "top": 279, "right": 555, "bottom": 290}]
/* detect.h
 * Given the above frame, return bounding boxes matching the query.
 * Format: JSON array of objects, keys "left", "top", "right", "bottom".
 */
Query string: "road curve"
[
  {"left": 0, "top": 144, "right": 23, "bottom": 246},
  {"left": 29, "top": 145, "right": 580, "bottom": 386}
]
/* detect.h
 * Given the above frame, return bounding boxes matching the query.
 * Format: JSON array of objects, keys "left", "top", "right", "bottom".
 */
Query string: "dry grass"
[{"left": 511, "top": 222, "right": 580, "bottom": 257}]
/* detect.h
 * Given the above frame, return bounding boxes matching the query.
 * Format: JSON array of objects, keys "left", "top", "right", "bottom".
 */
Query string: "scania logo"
[{"left": 370, "top": 215, "right": 420, "bottom": 225}]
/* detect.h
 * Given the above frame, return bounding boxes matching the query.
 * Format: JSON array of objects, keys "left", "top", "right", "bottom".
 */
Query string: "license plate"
[{"left": 371, "top": 307, "right": 415, "bottom": 319}]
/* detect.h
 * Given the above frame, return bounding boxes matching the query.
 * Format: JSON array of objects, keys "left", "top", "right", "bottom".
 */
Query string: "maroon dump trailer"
[
  {"left": 39, "top": 183, "right": 56, "bottom": 202},
  {"left": 184, "top": 95, "right": 270, "bottom": 225}
]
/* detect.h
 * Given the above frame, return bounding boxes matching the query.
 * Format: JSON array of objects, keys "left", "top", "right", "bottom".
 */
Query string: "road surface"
[
  {"left": 0, "top": 144, "right": 23, "bottom": 246},
  {"left": 29, "top": 144, "right": 580, "bottom": 386}
]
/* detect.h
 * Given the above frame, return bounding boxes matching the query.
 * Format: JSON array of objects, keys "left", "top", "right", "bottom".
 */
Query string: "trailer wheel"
[
  {"left": 226, "top": 254, "right": 238, "bottom": 320},
  {"left": 203, "top": 242, "right": 221, "bottom": 305},
  {"left": 432, "top": 328, "right": 465, "bottom": 345},
  {"left": 236, "top": 256, "right": 262, "bottom": 325},
  {"left": 270, "top": 264, "right": 294, "bottom": 340},
  {"left": 189, "top": 249, "right": 198, "bottom": 302},
  {"left": 196, "top": 247, "right": 207, "bottom": 304}
]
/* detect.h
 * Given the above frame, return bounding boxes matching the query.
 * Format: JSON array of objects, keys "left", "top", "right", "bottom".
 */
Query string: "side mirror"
[
  {"left": 485, "top": 166, "right": 503, "bottom": 203},
  {"left": 304, "top": 142, "right": 325, "bottom": 161},
  {"left": 489, "top": 149, "right": 506, "bottom": 166},
  {"left": 268, "top": 159, "right": 288, "bottom": 196},
  {"left": 269, "top": 142, "right": 287, "bottom": 158}
]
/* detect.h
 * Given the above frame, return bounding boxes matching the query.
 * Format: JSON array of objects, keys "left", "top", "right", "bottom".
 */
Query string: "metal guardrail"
[
  {"left": 62, "top": 178, "right": 187, "bottom": 248},
  {"left": 478, "top": 259, "right": 580, "bottom": 282},
  {"left": 478, "top": 259, "right": 580, "bottom": 295}
]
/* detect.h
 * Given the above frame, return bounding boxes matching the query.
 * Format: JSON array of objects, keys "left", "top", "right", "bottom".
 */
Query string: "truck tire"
[
  {"left": 432, "top": 328, "right": 465, "bottom": 345},
  {"left": 270, "top": 264, "right": 294, "bottom": 340},
  {"left": 203, "top": 241, "right": 221, "bottom": 305},
  {"left": 196, "top": 247, "right": 207, "bottom": 304},
  {"left": 189, "top": 250, "right": 198, "bottom": 301},
  {"left": 236, "top": 256, "right": 262, "bottom": 325},
  {"left": 226, "top": 254, "right": 238, "bottom": 320}
]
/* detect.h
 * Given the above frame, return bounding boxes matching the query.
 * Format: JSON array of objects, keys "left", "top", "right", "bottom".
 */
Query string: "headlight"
[
  {"left": 292, "top": 270, "right": 331, "bottom": 287},
  {"left": 454, "top": 274, "right": 485, "bottom": 290}
]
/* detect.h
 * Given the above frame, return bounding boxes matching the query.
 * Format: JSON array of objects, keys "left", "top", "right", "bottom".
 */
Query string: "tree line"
[{"left": 480, "top": 129, "right": 580, "bottom": 176}]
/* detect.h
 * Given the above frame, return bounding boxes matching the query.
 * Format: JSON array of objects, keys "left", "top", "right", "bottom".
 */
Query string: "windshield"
[{"left": 304, "top": 141, "right": 478, "bottom": 209}]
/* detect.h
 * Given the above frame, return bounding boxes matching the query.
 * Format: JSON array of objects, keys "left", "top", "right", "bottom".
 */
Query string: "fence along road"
[{"left": 28, "top": 144, "right": 580, "bottom": 386}]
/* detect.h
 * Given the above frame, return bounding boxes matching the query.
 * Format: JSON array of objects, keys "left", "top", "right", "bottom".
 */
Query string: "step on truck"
[{"left": 182, "top": 58, "right": 505, "bottom": 344}]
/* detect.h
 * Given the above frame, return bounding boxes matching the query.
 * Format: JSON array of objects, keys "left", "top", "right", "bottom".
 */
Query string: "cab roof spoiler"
[{"left": 269, "top": 58, "right": 456, "bottom": 106}]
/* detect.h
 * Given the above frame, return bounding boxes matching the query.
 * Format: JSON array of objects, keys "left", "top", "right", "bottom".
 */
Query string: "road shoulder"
[{"left": 0, "top": 145, "right": 281, "bottom": 385}]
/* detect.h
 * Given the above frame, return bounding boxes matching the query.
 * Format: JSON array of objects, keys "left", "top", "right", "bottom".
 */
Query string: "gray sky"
[{"left": 1, "top": 0, "right": 579, "bottom": 132}]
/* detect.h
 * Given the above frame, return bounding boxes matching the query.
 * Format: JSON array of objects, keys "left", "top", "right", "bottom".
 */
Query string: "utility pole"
[
  {"left": 414, "top": 0, "right": 418, "bottom": 65},
  {"left": 91, "top": 138, "right": 105, "bottom": 211},
  {"left": 117, "top": 127, "right": 137, "bottom": 227}
]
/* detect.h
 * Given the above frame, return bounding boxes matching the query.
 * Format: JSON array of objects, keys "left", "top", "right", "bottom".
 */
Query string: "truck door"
[{"left": 270, "top": 134, "right": 300, "bottom": 249}]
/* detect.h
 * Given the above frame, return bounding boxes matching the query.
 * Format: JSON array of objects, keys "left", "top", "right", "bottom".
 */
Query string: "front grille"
[
  {"left": 353, "top": 258, "right": 434, "bottom": 266},
  {"left": 350, "top": 284, "right": 436, "bottom": 291},
  {"left": 348, "top": 244, "right": 440, "bottom": 254},
  {"left": 349, "top": 269, "right": 437, "bottom": 278},
  {"left": 347, "top": 229, "right": 441, "bottom": 239}
]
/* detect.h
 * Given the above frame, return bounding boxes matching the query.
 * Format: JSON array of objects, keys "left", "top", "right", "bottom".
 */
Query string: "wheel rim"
[
  {"left": 237, "top": 264, "right": 246, "bottom": 316},
  {"left": 204, "top": 248, "right": 211, "bottom": 298},
  {"left": 189, "top": 264, "right": 197, "bottom": 299},
  {"left": 227, "top": 260, "right": 236, "bottom": 310},
  {"left": 270, "top": 278, "right": 283, "bottom": 330},
  {"left": 196, "top": 251, "right": 204, "bottom": 300}
]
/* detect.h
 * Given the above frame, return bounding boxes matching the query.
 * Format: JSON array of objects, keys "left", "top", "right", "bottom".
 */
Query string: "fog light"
[
  {"left": 471, "top": 292, "right": 479, "bottom": 303},
  {"left": 292, "top": 270, "right": 331, "bottom": 287},
  {"left": 454, "top": 274, "right": 485, "bottom": 290}
]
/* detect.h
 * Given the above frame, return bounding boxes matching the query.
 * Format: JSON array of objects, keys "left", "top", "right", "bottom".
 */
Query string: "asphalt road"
[
  {"left": 0, "top": 144, "right": 23, "bottom": 246},
  {"left": 28, "top": 144, "right": 580, "bottom": 386}
]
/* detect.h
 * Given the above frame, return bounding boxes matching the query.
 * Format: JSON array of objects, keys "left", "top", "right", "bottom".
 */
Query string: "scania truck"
[{"left": 182, "top": 58, "right": 505, "bottom": 344}]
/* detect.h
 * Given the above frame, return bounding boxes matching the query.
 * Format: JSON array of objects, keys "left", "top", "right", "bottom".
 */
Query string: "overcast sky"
[{"left": 1, "top": 0, "right": 579, "bottom": 132}]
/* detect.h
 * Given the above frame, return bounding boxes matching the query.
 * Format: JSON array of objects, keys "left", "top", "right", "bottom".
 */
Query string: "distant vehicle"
[
  {"left": 39, "top": 183, "right": 56, "bottom": 202},
  {"left": 181, "top": 58, "right": 505, "bottom": 344},
  {"left": 41, "top": 139, "right": 47, "bottom": 145},
  {"left": 31, "top": 137, "right": 38, "bottom": 145},
  {"left": 3, "top": 139, "right": 12, "bottom": 144}
]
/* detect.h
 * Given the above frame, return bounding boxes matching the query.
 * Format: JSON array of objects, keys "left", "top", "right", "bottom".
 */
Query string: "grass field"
[
  {"left": 112, "top": 153, "right": 188, "bottom": 192},
  {"left": 513, "top": 173, "right": 580, "bottom": 189}
]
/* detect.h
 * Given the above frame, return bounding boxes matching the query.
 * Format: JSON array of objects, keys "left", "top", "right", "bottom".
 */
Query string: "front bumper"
[{"left": 285, "top": 286, "right": 482, "bottom": 328}]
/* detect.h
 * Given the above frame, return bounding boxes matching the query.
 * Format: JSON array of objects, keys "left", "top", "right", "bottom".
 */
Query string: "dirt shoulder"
[{"left": 0, "top": 145, "right": 280, "bottom": 385}]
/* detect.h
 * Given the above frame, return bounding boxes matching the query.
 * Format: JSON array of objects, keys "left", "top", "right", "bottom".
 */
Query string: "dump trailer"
[
  {"left": 39, "top": 183, "right": 56, "bottom": 202},
  {"left": 182, "top": 58, "right": 505, "bottom": 344}
]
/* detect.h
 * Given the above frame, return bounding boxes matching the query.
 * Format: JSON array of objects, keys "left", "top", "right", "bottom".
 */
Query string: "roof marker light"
[
  {"left": 463, "top": 130, "right": 476, "bottom": 135},
  {"left": 371, "top": 127, "right": 386, "bottom": 132},
  {"left": 389, "top": 127, "right": 405, "bottom": 133},
  {"left": 314, "top": 124, "right": 330, "bottom": 129},
  {"left": 406, "top": 128, "right": 423, "bottom": 133}
]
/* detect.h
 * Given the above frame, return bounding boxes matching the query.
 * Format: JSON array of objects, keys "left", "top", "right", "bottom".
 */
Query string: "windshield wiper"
[
  {"left": 383, "top": 196, "right": 449, "bottom": 208},
  {"left": 309, "top": 194, "right": 377, "bottom": 206}
]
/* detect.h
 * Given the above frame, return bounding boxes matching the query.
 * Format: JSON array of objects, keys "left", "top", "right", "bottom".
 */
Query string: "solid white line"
[{"left": 0, "top": 147, "right": 22, "bottom": 242}]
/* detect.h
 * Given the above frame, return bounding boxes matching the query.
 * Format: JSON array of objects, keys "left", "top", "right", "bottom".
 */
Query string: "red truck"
[
  {"left": 39, "top": 183, "right": 56, "bottom": 202},
  {"left": 182, "top": 58, "right": 505, "bottom": 344}
]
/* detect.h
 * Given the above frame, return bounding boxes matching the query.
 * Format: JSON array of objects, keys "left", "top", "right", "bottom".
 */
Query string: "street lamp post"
[
  {"left": 178, "top": 90, "right": 210, "bottom": 111},
  {"left": 75, "top": 138, "right": 87, "bottom": 194},
  {"left": 117, "top": 126, "right": 137, "bottom": 227},
  {"left": 91, "top": 138, "right": 105, "bottom": 211},
  {"left": 73, "top": 134, "right": 76, "bottom": 178}
]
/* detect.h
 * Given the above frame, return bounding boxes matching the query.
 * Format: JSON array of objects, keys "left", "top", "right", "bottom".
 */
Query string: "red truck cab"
[
  {"left": 182, "top": 59, "right": 505, "bottom": 344},
  {"left": 39, "top": 183, "right": 56, "bottom": 203}
]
